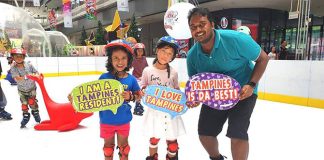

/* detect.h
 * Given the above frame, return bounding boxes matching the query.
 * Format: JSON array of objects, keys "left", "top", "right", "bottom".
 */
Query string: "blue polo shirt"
[
  {"left": 98, "top": 72, "right": 140, "bottom": 125},
  {"left": 187, "top": 29, "right": 261, "bottom": 94}
]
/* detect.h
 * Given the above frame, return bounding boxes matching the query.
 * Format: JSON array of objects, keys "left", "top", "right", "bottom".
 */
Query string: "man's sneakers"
[{"left": 210, "top": 154, "right": 227, "bottom": 160}]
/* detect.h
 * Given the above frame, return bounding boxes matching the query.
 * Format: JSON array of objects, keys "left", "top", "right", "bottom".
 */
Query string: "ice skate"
[
  {"left": 0, "top": 109, "right": 12, "bottom": 120},
  {"left": 20, "top": 112, "right": 30, "bottom": 128},
  {"left": 146, "top": 153, "right": 158, "bottom": 160},
  {"left": 133, "top": 102, "right": 144, "bottom": 116},
  {"left": 31, "top": 110, "right": 41, "bottom": 123}
]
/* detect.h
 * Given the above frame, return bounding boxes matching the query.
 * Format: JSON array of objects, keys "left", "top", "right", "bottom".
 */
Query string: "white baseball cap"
[{"left": 236, "top": 26, "right": 251, "bottom": 35}]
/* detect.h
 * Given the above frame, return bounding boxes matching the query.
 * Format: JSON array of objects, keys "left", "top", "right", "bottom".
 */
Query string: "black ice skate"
[
  {"left": 0, "top": 109, "right": 12, "bottom": 120},
  {"left": 133, "top": 102, "right": 144, "bottom": 116},
  {"left": 31, "top": 110, "right": 41, "bottom": 123},
  {"left": 166, "top": 152, "right": 178, "bottom": 160},
  {"left": 20, "top": 112, "right": 30, "bottom": 128},
  {"left": 146, "top": 153, "right": 158, "bottom": 160}
]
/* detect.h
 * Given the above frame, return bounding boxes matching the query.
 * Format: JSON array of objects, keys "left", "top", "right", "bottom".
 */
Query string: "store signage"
[
  {"left": 220, "top": 17, "right": 228, "bottom": 28},
  {"left": 289, "top": 11, "right": 299, "bottom": 19}
]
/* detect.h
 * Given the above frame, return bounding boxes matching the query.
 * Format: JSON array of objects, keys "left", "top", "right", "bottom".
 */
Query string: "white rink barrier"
[{"left": 1, "top": 57, "right": 323, "bottom": 108}]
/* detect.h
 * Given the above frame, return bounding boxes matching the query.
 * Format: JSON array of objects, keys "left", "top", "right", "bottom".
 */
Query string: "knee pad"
[
  {"left": 118, "top": 144, "right": 130, "bottom": 159},
  {"left": 28, "top": 97, "right": 37, "bottom": 106},
  {"left": 167, "top": 140, "right": 178, "bottom": 156},
  {"left": 103, "top": 144, "right": 115, "bottom": 157},
  {"left": 149, "top": 137, "right": 160, "bottom": 148},
  {"left": 21, "top": 104, "right": 28, "bottom": 111}
]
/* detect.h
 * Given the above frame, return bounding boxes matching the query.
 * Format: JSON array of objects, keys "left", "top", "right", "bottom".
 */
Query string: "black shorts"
[{"left": 198, "top": 94, "right": 257, "bottom": 140}]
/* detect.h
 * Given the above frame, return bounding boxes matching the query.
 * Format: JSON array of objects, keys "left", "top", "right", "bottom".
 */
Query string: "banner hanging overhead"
[
  {"left": 62, "top": 0, "right": 73, "bottom": 28},
  {"left": 117, "top": 0, "right": 129, "bottom": 12},
  {"left": 33, "top": 0, "right": 40, "bottom": 6},
  {"left": 48, "top": 9, "right": 57, "bottom": 30},
  {"left": 85, "top": 0, "right": 97, "bottom": 20}
]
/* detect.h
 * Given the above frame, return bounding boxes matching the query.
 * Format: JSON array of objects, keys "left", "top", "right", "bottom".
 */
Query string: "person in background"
[
  {"left": 0, "top": 59, "right": 13, "bottom": 120},
  {"left": 279, "top": 40, "right": 288, "bottom": 60},
  {"left": 268, "top": 46, "right": 278, "bottom": 60},
  {"left": 10, "top": 48, "right": 41, "bottom": 128},
  {"left": 131, "top": 43, "right": 148, "bottom": 116},
  {"left": 90, "top": 47, "right": 95, "bottom": 56},
  {"left": 236, "top": 26, "right": 251, "bottom": 35}
]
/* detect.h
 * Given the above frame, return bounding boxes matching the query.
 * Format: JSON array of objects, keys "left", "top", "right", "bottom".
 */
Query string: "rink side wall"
[{"left": 1, "top": 57, "right": 323, "bottom": 109}]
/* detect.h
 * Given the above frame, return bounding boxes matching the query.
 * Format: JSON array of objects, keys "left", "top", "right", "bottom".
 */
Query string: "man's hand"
[{"left": 239, "top": 85, "right": 254, "bottom": 100}]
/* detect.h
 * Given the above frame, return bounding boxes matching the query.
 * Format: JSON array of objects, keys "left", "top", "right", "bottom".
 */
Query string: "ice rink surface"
[{"left": 1, "top": 75, "right": 323, "bottom": 160}]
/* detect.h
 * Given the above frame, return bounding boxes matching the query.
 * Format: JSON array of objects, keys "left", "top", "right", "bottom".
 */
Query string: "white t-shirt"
[{"left": 268, "top": 52, "right": 277, "bottom": 60}]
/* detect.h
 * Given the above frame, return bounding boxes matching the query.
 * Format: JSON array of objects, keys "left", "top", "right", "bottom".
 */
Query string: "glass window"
[
  {"left": 261, "top": 26, "right": 270, "bottom": 52},
  {"left": 321, "top": 37, "right": 324, "bottom": 60},
  {"left": 270, "top": 28, "right": 284, "bottom": 51},
  {"left": 309, "top": 26, "right": 321, "bottom": 60},
  {"left": 285, "top": 28, "right": 297, "bottom": 53}
]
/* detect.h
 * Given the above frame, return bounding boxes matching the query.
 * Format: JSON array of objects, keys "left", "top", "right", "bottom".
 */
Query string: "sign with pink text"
[
  {"left": 185, "top": 73, "right": 241, "bottom": 110},
  {"left": 143, "top": 85, "right": 188, "bottom": 118}
]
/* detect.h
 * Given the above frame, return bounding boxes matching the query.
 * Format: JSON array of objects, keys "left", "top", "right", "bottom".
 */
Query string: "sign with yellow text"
[
  {"left": 143, "top": 85, "right": 188, "bottom": 118},
  {"left": 72, "top": 79, "right": 124, "bottom": 113}
]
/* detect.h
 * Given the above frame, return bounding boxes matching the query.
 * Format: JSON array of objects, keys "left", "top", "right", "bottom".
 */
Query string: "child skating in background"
[
  {"left": 10, "top": 48, "right": 41, "bottom": 128},
  {"left": 5, "top": 54, "right": 17, "bottom": 85},
  {"left": 0, "top": 60, "right": 12, "bottom": 120},
  {"left": 131, "top": 43, "right": 148, "bottom": 116},
  {"left": 99, "top": 40, "right": 142, "bottom": 160},
  {"left": 141, "top": 36, "right": 186, "bottom": 160}
]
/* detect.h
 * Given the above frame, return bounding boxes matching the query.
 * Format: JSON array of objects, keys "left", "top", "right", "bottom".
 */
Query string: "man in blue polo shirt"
[{"left": 186, "top": 8, "right": 269, "bottom": 160}]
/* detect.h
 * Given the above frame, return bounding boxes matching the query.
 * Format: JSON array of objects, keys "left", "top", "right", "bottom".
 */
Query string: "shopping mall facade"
[{"left": 54, "top": 0, "right": 324, "bottom": 60}]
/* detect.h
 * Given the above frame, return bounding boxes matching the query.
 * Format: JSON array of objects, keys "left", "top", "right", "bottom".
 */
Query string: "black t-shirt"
[{"left": 279, "top": 46, "right": 288, "bottom": 60}]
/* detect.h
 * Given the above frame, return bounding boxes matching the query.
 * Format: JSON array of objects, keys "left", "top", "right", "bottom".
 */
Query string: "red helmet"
[
  {"left": 105, "top": 39, "right": 134, "bottom": 70},
  {"left": 11, "top": 48, "right": 27, "bottom": 55},
  {"left": 134, "top": 43, "right": 145, "bottom": 49},
  {"left": 105, "top": 39, "right": 134, "bottom": 56}
]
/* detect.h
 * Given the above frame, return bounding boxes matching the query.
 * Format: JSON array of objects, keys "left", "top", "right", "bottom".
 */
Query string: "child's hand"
[
  {"left": 122, "top": 91, "right": 132, "bottom": 101},
  {"left": 140, "top": 89, "right": 145, "bottom": 97},
  {"left": 28, "top": 73, "right": 39, "bottom": 78},
  {"left": 33, "top": 73, "right": 40, "bottom": 77},
  {"left": 67, "top": 94, "right": 73, "bottom": 104},
  {"left": 140, "top": 86, "right": 147, "bottom": 96}
]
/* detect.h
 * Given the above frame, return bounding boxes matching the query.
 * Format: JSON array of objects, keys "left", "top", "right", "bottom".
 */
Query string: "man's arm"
[{"left": 239, "top": 49, "right": 269, "bottom": 100}]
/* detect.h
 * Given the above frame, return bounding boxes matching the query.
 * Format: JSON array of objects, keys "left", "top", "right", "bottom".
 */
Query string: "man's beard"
[{"left": 200, "top": 31, "right": 214, "bottom": 44}]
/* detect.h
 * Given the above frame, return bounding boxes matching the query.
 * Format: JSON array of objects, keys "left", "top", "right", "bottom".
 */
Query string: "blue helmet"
[{"left": 156, "top": 36, "right": 179, "bottom": 61}]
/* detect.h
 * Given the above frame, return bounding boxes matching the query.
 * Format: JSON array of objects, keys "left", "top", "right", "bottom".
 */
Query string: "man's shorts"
[
  {"left": 100, "top": 123, "right": 130, "bottom": 138},
  {"left": 198, "top": 94, "right": 257, "bottom": 140}
]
